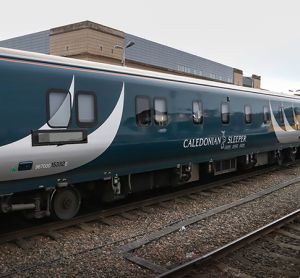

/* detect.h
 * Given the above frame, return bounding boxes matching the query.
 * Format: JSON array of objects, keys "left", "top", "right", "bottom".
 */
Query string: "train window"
[
  {"left": 294, "top": 107, "right": 300, "bottom": 120},
  {"left": 76, "top": 92, "right": 97, "bottom": 127},
  {"left": 294, "top": 107, "right": 300, "bottom": 117},
  {"left": 192, "top": 101, "right": 203, "bottom": 124},
  {"left": 294, "top": 107, "right": 300, "bottom": 129},
  {"left": 263, "top": 106, "right": 270, "bottom": 123},
  {"left": 244, "top": 105, "right": 252, "bottom": 124},
  {"left": 154, "top": 98, "right": 168, "bottom": 126},
  {"left": 136, "top": 96, "right": 151, "bottom": 127},
  {"left": 48, "top": 90, "right": 71, "bottom": 128},
  {"left": 221, "top": 102, "right": 230, "bottom": 124},
  {"left": 279, "top": 106, "right": 284, "bottom": 123}
]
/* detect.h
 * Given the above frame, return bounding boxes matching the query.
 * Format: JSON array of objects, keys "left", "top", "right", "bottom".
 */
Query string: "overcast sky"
[{"left": 1, "top": 0, "right": 299, "bottom": 93}]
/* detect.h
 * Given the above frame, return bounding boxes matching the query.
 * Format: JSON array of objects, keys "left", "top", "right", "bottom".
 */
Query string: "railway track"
[
  {"left": 0, "top": 164, "right": 291, "bottom": 248},
  {"left": 0, "top": 166, "right": 284, "bottom": 245},
  {"left": 118, "top": 167, "right": 299, "bottom": 273},
  {"left": 0, "top": 163, "right": 299, "bottom": 277},
  {"left": 156, "top": 209, "right": 300, "bottom": 278}
]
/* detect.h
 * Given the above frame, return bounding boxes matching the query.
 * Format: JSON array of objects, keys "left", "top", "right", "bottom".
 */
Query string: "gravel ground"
[
  {"left": 0, "top": 165, "right": 299, "bottom": 277},
  {"left": 202, "top": 228, "right": 300, "bottom": 278},
  {"left": 133, "top": 183, "right": 300, "bottom": 269},
  {"left": 8, "top": 248, "right": 153, "bottom": 278}
]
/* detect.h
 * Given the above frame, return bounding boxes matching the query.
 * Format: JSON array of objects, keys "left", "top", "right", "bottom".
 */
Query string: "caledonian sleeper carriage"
[{"left": 0, "top": 47, "right": 299, "bottom": 219}]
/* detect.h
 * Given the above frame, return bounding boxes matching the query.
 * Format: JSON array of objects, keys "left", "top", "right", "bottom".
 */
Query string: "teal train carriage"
[{"left": 0, "top": 47, "right": 299, "bottom": 219}]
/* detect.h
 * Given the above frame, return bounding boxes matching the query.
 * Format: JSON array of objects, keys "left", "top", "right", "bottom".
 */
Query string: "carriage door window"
[
  {"left": 193, "top": 101, "right": 203, "bottom": 124},
  {"left": 136, "top": 96, "right": 151, "bottom": 127},
  {"left": 244, "top": 105, "right": 252, "bottom": 124},
  {"left": 263, "top": 106, "right": 270, "bottom": 123},
  {"left": 48, "top": 91, "right": 71, "bottom": 127},
  {"left": 221, "top": 102, "right": 230, "bottom": 124},
  {"left": 76, "top": 93, "right": 97, "bottom": 127},
  {"left": 154, "top": 98, "right": 168, "bottom": 126}
]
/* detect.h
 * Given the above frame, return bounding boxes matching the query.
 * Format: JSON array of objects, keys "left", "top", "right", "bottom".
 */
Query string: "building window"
[
  {"left": 192, "top": 101, "right": 203, "bottom": 124},
  {"left": 177, "top": 65, "right": 192, "bottom": 74},
  {"left": 221, "top": 102, "right": 230, "bottom": 124},
  {"left": 245, "top": 105, "right": 252, "bottom": 124},
  {"left": 154, "top": 98, "right": 168, "bottom": 126},
  {"left": 136, "top": 96, "right": 151, "bottom": 127},
  {"left": 76, "top": 92, "right": 97, "bottom": 127},
  {"left": 48, "top": 90, "right": 71, "bottom": 128},
  {"left": 263, "top": 106, "right": 270, "bottom": 123}
]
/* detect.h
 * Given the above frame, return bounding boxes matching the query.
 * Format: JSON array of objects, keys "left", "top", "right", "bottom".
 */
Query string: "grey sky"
[{"left": 1, "top": 0, "right": 300, "bottom": 92}]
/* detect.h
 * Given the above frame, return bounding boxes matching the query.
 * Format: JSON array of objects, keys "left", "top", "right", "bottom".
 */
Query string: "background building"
[{"left": 0, "top": 21, "right": 261, "bottom": 88}]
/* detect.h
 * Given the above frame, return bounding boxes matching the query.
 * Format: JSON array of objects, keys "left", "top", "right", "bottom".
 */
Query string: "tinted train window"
[
  {"left": 154, "top": 98, "right": 168, "bottom": 126},
  {"left": 192, "top": 101, "right": 203, "bottom": 124},
  {"left": 221, "top": 102, "right": 230, "bottom": 124},
  {"left": 244, "top": 105, "right": 252, "bottom": 124},
  {"left": 263, "top": 106, "right": 270, "bottom": 123},
  {"left": 294, "top": 106, "right": 300, "bottom": 119},
  {"left": 48, "top": 91, "right": 71, "bottom": 127},
  {"left": 294, "top": 106, "right": 300, "bottom": 129},
  {"left": 279, "top": 107, "right": 284, "bottom": 123},
  {"left": 76, "top": 92, "right": 97, "bottom": 127},
  {"left": 136, "top": 96, "right": 151, "bottom": 127}
]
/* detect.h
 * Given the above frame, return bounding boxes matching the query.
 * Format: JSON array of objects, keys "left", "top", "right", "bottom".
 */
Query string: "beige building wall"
[
  {"left": 233, "top": 68, "right": 243, "bottom": 86},
  {"left": 252, "top": 74, "right": 261, "bottom": 89},
  {"left": 50, "top": 21, "right": 124, "bottom": 65}
]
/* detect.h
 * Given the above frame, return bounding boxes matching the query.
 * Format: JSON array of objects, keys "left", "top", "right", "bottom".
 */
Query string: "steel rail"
[
  {"left": 0, "top": 165, "right": 289, "bottom": 246},
  {"left": 156, "top": 209, "right": 300, "bottom": 278},
  {"left": 0, "top": 164, "right": 298, "bottom": 278}
]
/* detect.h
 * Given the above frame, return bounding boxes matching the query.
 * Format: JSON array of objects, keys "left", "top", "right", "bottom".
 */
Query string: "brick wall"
[
  {"left": 50, "top": 21, "right": 124, "bottom": 64},
  {"left": 233, "top": 68, "right": 244, "bottom": 86}
]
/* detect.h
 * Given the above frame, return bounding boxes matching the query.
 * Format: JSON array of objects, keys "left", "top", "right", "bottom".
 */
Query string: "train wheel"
[{"left": 51, "top": 187, "right": 81, "bottom": 220}]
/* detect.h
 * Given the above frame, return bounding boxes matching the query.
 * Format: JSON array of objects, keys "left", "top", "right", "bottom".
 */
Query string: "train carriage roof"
[{"left": 0, "top": 47, "right": 298, "bottom": 100}]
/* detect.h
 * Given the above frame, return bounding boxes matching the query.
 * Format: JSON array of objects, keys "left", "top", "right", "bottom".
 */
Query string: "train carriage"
[{"left": 0, "top": 47, "right": 299, "bottom": 219}]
